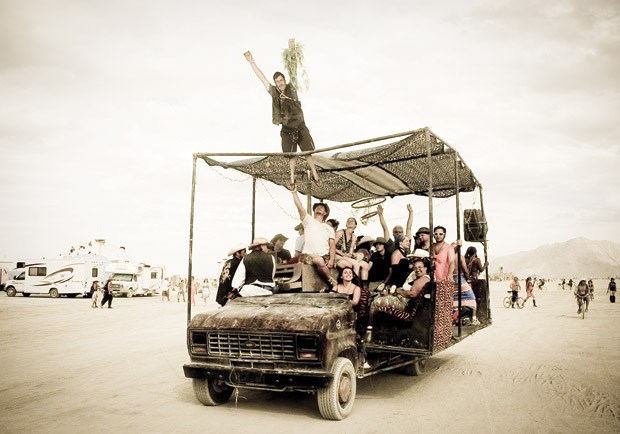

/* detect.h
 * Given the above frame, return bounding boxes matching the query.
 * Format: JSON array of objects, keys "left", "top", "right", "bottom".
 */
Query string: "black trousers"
[{"left": 101, "top": 292, "right": 114, "bottom": 307}]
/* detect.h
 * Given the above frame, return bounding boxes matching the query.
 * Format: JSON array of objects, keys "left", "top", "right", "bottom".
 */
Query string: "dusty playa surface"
[{"left": 1, "top": 280, "right": 619, "bottom": 433}]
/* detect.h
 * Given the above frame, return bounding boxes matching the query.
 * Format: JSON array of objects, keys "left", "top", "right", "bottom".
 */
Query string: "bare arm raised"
[
  {"left": 244, "top": 51, "right": 270, "bottom": 92},
  {"left": 377, "top": 205, "right": 390, "bottom": 240},
  {"left": 292, "top": 188, "right": 307, "bottom": 221},
  {"left": 405, "top": 204, "right": 414, "bottom": 240}
]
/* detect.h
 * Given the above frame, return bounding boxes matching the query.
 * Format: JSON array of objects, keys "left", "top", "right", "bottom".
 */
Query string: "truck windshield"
[{"left": 112, "top": 274, "right": 134, "bottom": 282}]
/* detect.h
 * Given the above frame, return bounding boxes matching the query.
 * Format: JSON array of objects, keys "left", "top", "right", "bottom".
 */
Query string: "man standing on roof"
[
  {"left": 291, "top": 187, "right": 337, "bottom": 287},
  {"left": 244, "top": 42, "right": 320, "bottom": 190}
]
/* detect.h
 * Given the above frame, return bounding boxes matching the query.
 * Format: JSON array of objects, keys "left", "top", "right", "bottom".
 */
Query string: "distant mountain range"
[{"left": 488, "top": 237, "right": 620, "bottom": 279}]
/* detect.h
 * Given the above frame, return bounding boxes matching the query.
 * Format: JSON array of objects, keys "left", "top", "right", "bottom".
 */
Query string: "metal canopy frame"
[{"left": 186, "top": 127, "right": 489, "bottom": 336}]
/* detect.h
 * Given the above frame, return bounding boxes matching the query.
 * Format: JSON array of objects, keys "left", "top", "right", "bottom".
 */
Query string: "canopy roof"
[{"left": 197, "top": 128, "right": 480, "bottom": 203}]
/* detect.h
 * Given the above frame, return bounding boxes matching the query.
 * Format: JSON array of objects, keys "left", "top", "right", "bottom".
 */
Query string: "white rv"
[
  {"left": 4, "top": 258, "right": 107, "bottom": 298},
  {"left": 105, "top": 262, "right": 165, "bottom": 297}
]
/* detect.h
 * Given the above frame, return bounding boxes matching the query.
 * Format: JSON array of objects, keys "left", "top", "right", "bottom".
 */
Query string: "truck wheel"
[
  {"left": 6, "top": 287, "right": 16, "bottom": 297},
  {"left": 192, "top": 378, "right": 234, "bottom": 406},
  {"left": 317, "top": 357, "right": 356, "bottom": 420},
  {"left": 126, "top": 290, "right": 134, "bottom": 298},
  {"left": 49, "top": 288, "right": 59, "bottom": 298},
  {"left": 404, "top": 358, "right": 427, "bottom": 376}
]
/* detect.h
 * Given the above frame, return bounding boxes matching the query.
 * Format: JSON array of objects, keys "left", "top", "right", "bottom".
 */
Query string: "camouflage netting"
[{"left": 198, "top": 128, "right": 480, "bottom": 202}]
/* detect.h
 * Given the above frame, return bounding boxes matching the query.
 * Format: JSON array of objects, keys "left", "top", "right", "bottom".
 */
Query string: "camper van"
[
  {"left": 4, "top": 258, "right": 106, "bottom": 298},
  {"left": 106, "top": 262, "right": 165, "bottom": 297}
]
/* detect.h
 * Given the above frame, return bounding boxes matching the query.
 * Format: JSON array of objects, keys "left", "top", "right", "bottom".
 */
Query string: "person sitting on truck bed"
[
  {"left": 270, "top": 233, "right": 292, "bottom": 264},
  {"left": 324, "top": 266, "right": 361, "bottom": 308},
  {"left": 232, "top": 237, "right": 276, "bottom": 297},
  {"left": 368, "top": 237, "right": 390, "bottom": 291},
  {"left": 369, "top": 257, "right": 431, "bottom": 324},
  {"left": 291, "top": 187, "right": 337, "bottom": 288},
  {"left": 216, "top": 243, "right": 247, "bottom": 306}
]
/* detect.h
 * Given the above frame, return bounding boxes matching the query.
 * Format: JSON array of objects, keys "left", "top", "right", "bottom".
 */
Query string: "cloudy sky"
[{"left": 1, "top": 0, "right": 618, "bottom": 277}]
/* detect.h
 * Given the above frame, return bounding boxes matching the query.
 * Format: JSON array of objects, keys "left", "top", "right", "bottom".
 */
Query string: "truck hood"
[{"left": 189, "top": 293, "right": 353, "bottom": 333}]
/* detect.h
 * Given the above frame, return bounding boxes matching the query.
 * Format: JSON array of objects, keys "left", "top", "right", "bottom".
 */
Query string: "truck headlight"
[
  {"left": 296, "top": 335, "right": 319, "bottom": 360},
  {"left": 190, "top": 331, "right": 207, "bottom": 354}
]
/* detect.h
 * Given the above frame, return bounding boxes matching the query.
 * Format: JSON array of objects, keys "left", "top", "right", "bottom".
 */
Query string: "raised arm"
[
  {"left": 405, "top": 204, "right": 414, "bottom": 240},
  {"left": 377, "top": 205, "right": 390, "bottom": 240},
  {"left": 244, "top": 50, "right": 271, "bottom": 92},
  {"left": 292, "top": 188, "right": 307, "bottom": 221}
]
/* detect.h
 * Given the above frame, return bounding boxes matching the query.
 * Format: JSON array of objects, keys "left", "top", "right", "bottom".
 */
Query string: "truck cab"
[{"left": 109, "top": 273, "right": 140, "bottom": 297}]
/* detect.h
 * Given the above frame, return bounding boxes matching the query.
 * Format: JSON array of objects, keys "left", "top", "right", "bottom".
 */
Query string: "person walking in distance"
[
  {"left": 100, "top": 279, "right": 114, "bottom": 309},
  {"left": 178, "top": 278, "right": 186, "bottom": 303},
  {"left": 90, "top": 281, "right": 102, "bottom": 308},
  {"left": 523, "top": 276, "right": 537, "bottom": 307},
  {"left": 608, "top": 278, "right": 616, "bottom": 303}
]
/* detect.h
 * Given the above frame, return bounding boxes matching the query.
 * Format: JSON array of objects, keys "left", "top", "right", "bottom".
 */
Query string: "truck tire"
[
  {"left": 317, "top": 357, "right": 356, "bottom": 420},
  {"left": 6, "top": 287, "right": 16, "bottom": 297},
  {"left": 49, "top": 288, "right": 60, "bottom": 298},
  {"left": 126, "top": 290, "right": 134, "bottom": 298},
  {"left": 192, "top": 378, "right": 234, "bottom": 406},
  {"left": 404, "top": 358, "right": 427, "bottom": 376}
]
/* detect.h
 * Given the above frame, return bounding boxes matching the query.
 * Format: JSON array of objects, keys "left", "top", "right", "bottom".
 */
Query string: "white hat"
[
  {"left": 357, "top": 235, "right": 375, "bottom": 245},
  {"left": 227, "top": 243, "right": 247, "bottom": 256},
  {"left": 410, "top": 249, "right": 430, "bottom": 258},
  {"left": 249, "top": 237, "right": 270, "bottom": 249}
]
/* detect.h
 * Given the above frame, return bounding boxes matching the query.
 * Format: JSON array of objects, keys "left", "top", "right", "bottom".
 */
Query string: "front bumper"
[{"left": 183, "top": 362, "right": 332, "bottom": 392}]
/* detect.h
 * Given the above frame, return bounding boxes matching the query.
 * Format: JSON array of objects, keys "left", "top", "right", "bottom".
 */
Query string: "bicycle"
[
  {"left": 503, "top": 291, "right": 524, "bottom": 309},
  {"left": 576, "top": 295, "right": 589, "bottom": 319}
]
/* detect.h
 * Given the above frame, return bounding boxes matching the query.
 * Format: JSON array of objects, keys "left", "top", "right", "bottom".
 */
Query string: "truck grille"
[{"left": 207, "top": 332, "right": 297, "bottom": 360}]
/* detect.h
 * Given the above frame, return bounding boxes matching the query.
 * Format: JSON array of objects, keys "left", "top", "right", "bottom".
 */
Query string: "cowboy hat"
[
  {"left": 249, "top": 237, "right": 270, "bottom": 249},
  {"left": 409, "top": 248, "right": 430, "bottom": 258},
  {"left": 357, "top": 235, "right": 375, "bottom": 245},
  {"left": 373, "top": 237, "right": 389, "bottom": 246},
  {"left": 415, "top": 226, "right": 430, "bottom": 235},
  {"left": 227, "top": 243, "right": 247, "bottom": 256},
  {"left": 270, "top": 233, "right": 288, "bottom": 245}
]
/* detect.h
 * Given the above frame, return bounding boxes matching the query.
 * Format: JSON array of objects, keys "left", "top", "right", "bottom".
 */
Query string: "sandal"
[{"left": 288, "top": 181, "right": 296, "bottom": 191}]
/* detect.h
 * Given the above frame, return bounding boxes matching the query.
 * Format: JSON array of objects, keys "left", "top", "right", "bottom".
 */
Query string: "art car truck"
[{"left": 182, "top": 128, "right": 491, "bottom": 420}]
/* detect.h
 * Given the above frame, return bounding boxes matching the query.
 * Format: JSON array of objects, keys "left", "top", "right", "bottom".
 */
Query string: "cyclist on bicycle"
[
  {"left": 574, "top": 279, "right": 590, "bottom": 314},
  {"left": 509, "top": 276, "right": 520, "bottom": 308}
]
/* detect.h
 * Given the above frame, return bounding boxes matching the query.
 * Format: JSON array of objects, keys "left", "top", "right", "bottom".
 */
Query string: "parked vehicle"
[
  {"left": 182, "top": 128, "right": 491, "bottom": 420},
  {"left": 4, "top": 258, "right": 106, "bottom": 298},
  {"left": 106, "top": 262, "right": 165, "bottom": 297}
]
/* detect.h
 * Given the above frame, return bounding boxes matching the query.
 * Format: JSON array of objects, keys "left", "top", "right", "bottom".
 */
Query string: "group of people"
[
  {"left": 88, "top": 280, "right": 114, "bottom": 309},
  {"left": 214, "top": 186, "right": 489, "bottom": 337},
  {"left": 508, "top": 276, "right": 538, "bottom": 308}
]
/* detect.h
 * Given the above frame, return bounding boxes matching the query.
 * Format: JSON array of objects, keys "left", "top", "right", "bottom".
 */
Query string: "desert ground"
[{"left": 1, "top": 279, "right": 618, "bottom": 434}]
